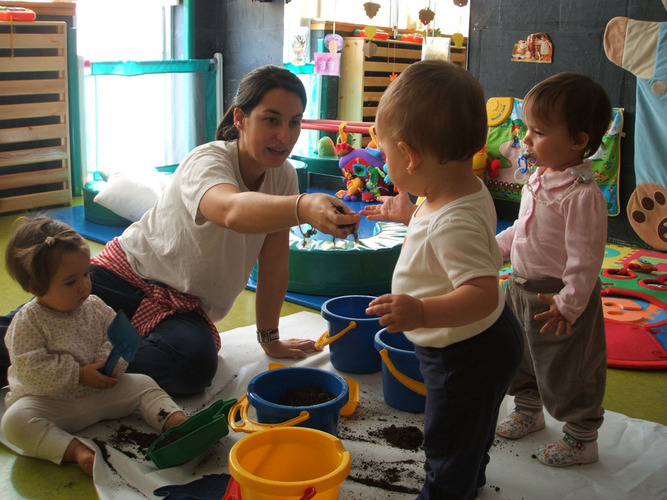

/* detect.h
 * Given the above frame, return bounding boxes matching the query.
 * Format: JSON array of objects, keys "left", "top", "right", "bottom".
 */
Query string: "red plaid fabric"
[{"left": 91, "top": 238, "right": 220, "bottom": 350}]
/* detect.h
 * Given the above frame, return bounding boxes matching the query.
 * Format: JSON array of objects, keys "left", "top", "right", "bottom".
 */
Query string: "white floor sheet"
[{"left": 1, "top": 311, "right": 666, "bottom": 500}]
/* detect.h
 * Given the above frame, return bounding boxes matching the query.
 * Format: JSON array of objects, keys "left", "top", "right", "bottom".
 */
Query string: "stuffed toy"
[{"left": 605, "top": 1, "right": 667, "bottom": 250}]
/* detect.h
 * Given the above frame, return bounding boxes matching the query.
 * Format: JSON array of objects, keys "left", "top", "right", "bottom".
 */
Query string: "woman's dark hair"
[{"left": 216, "top": 65, "right": 307, "bottom": 141}]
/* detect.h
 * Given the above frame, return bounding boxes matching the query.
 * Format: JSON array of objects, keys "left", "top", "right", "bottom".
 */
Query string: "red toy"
[{"left": 0, "top": 6, "right": 36, "bottom": 21}]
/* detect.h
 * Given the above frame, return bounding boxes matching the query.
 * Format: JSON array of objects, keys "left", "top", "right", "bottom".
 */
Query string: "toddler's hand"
[
  {"left": 366, "top": 293, "right": 424, "bottom": 332},
  {"left": 534, "top": 293, "right": 573, "bottom": 336},
  {"left": 359, "top": 191, "right": 416, "bottom": 226},
  {"left": 80, "top": 361, "right": 119, "bottom": 390}
]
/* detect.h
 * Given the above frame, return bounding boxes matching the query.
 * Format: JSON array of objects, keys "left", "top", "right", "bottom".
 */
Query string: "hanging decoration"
[
  {"left": 453, "top": 0, "right": 468, "bottom": 6},
  {"left": 420, "top": 4, "right": 448, "bottom": 61},
  {"left": 363, "top": 41, "right": 378, "bottom": 58},
  {"left": 363, "top": 1, "right": 381, "bottom": 19},
  {"left": 314, "top": 22, "right": 343, "bottom": 76},
  {"left": 419, "top": 7, "right": 435, "bottom": 25},
  {"left": 451, "top": 32, "right": 465, "bottom": 49},
  {"left": 363, "top": 26, "right": 379, "bottom": 58}
]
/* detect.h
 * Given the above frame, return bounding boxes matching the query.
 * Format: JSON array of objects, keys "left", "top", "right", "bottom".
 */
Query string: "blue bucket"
[
  {"left": 374, "top": 328, "right": 426, "bottom": 413},
  {"left": 320, "top": 295, "right": 382, "bottom": 374},
  {"left": 246, "top": 367, "right": 349, "bottom": 436}
]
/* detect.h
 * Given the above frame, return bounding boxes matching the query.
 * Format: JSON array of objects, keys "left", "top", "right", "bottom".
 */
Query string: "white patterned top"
[{"left": 4, "top": 295, "right": 124, "bottom": 407}]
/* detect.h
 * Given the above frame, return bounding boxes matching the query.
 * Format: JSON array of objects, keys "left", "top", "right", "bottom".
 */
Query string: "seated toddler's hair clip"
[{"left": 44, "top": 236, "right": 56, "bottom": 246}]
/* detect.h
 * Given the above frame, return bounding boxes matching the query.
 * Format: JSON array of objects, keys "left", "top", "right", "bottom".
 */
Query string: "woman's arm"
[
  {"left": 254, "top": 229, "right": 319, "bottom": 358},
  {"left": 255, "top": 229, "right": 290, "bottom": 333},
  {"left": 198, "top": 183, "right": 360, "bottom": 238}
]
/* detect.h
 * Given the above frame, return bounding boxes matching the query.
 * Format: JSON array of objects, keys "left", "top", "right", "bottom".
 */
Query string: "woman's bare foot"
[
  {"left": 163, "top": 410, "right": 187, "bottom": 431},
  {"left": 63, "top": 438, "right": 95, "bottom": 477}
]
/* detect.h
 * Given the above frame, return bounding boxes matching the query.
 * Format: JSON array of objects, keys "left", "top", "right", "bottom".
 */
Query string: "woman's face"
[{"left": 235, "top": 88, "right": 304, "bottom": 170}]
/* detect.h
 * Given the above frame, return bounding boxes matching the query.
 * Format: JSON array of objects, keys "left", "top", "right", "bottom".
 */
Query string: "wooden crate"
[
  {"left": 338, "top": 35, "right": 467, "bottom": 146},
  {"left": 0, "top": 21, "right": 72, "bottom": 214}
]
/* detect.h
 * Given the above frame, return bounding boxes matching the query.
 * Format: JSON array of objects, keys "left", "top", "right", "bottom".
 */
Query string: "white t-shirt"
[
  {"left": 392, "top": 179, "right": 505, "bottom": 348},
  {"left": 118, "top": 140, "right": 299, "bottom": 322},
  {"left": 5, "top": 295, "right": 118, "bottom": 406}
]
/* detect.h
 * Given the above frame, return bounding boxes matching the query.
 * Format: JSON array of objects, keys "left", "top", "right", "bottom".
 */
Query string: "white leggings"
[{"left": 1, "top": 373, "right": 182, "bottom": 464}]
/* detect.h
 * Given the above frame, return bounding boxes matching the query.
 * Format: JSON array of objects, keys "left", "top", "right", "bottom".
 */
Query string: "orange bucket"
[{"left": 228, "top": 427, "right": 351, "bottom": 500}]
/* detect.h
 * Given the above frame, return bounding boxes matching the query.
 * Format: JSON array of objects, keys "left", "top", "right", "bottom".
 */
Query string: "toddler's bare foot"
[
  {"left": 64, "top": 438, "right": 95, "bottom": 477},
  {"left": 163, "top": 410, "right": 187, "bottom": 431}
]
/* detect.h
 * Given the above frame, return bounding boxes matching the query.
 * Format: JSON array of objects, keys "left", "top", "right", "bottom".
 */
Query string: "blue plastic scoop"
[{"left": 101, "top": 310, "right": 141, "bottom": 376}]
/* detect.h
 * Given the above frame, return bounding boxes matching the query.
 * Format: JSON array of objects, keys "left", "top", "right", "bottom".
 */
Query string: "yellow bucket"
[{"left": 228, "top": 427, "right": 351, "bottom": 500}]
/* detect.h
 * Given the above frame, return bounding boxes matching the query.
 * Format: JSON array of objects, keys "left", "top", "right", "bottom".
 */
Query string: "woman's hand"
[
  {"left": 79, "top": 361, "right": 119, "bottom": 390},
  {"left": 261, "top": 338, "right": 322, "bottom": 359},
  {"left": 299, "top": 193, "right": 361, "bottom": 239},
  {"left": 359, "top": 191, "right": 416, "bottom": 226},
  {"left": 534, "top": 293, "right": 573, "bottom": 336},
  {"left": 366, "top": 293, "right": 424, "bottom": 333}
]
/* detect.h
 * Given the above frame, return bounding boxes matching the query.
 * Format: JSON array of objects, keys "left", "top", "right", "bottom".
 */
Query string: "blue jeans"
[
  {"left": 415, "top": 305, "right": 523, "bottom": 500},
  {"left": 89, "top": 266, "right": 219, "bottom": 396},
  {"left": 0, "top": 268, "right": 219, "bottom": 395}
]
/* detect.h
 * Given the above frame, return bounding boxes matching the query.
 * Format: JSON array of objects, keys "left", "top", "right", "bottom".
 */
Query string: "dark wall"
[
  {"left": 468, "top": 0, "right": 667, "bottom": 247},
  {"left": 190, "top": 0, "right": 285, "bottom": 113}
]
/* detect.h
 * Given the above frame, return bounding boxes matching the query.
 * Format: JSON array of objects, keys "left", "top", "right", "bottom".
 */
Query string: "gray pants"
[{"left": 505, "top": 274, "right": 607, "bottom": 441}]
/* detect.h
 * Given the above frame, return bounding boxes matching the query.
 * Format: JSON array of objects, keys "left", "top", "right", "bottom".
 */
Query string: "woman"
[{"left": 86, "top": 64, "right": 360, "bottom": 395}]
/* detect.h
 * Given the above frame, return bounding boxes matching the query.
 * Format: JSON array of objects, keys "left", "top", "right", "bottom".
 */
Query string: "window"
[
  {"left": 76, "top": 0, "right": 174, "bottom": 61},
  {"left": 76, "top": 1, "right": 217, "bottom": 179}
]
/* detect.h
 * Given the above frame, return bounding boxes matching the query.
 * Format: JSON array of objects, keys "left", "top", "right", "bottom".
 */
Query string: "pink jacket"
[{"left": 496, "top": 162, "right": 607, "bottom": 324}]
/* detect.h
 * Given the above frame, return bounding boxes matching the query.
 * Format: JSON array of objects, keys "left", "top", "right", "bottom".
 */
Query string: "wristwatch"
[{"left": 256, "top": 327, "right": 279, "bottom": 344}]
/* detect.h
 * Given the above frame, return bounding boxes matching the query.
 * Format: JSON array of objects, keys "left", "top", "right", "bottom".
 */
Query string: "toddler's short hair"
[
  {"left": 523, "top": 72, "right": 612, "bottom": 157},
  {"left": 5, "top": 216, "right": 89, "bottom": 297},
  {"left": 377, "top": 60, "right": 487, "bottom": 163}
]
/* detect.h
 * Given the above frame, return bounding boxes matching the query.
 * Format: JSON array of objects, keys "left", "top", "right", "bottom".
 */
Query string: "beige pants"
[
  {"left": 505, "top": 275, "right": 607, "bottom": 441},
  {"left": 1, "top": 373, "right": 182, "bottom": 464}
]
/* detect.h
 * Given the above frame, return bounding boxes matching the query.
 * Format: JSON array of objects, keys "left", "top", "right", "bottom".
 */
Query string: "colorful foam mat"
[{"left": 600, "top": 245, "right": 667, "bottom": 369}]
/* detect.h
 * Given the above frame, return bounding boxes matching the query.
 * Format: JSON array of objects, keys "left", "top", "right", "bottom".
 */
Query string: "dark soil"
[
  {"left": 370, "top": 424, "right": 423, "bottom": 451},
  {"left": 349, "top": 458, "right": 421, "bottom": 495},
  {"left": 108, "top": 424, "right": 160, "bottom": 458},
  {"left": 150, "top": 430, "right": 190, "bottom": 452},
  {"left": 92, "top": 438, "right": 117, "bottom": 474},
  {"left": 277, "top": 384, "right": 335, "bottom": 406}
]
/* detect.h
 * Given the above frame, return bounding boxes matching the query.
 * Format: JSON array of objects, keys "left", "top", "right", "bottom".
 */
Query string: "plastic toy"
[
  {"left": 317, "top": 136, "right": 336, "bottom": 156},
  {"left": 472, "top": 147, "right": 488, "bottom": 179},
  {"left": 472, "top": 145, "right": 501, "bottom": 180},
  {"left": 336, "top": 144, "right": 393, "bottom": 202},
  {"left": 353, "top": 28, "right": 389, "bottom": 40},
  {"left": 397, "top": 33, "right": 424, "bottom": 44},
  {"left": 0, "top": 6, "right": 36, "bottom": 21}
]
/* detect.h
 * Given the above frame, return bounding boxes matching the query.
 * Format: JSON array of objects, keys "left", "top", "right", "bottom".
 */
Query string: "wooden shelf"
[
  {"left": 0, "top": 20, "right": 72, "bottom": 214},
  {"left": 337, "top": 33, "right": 467, "bottom": 147}
]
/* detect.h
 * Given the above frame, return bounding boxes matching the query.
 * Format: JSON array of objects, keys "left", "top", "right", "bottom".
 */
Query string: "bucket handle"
[
  {"left": 379, "top": 348, "right": 427, "bottom": 396},
  {"left": 227, "top": 394, "right": 310, "bottom": 433},
  {"left": 314, "top": 321, "right": 357, "bottom": 349}
]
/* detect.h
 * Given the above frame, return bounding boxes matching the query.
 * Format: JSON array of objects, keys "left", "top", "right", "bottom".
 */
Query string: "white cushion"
[{"left": 93, "top": 169, "right": 172, "bottom": 222}]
